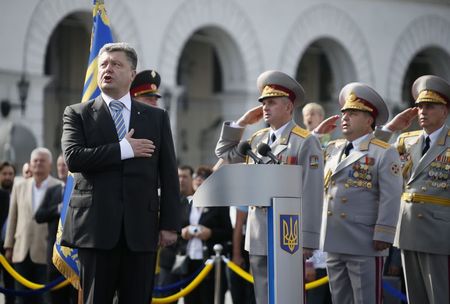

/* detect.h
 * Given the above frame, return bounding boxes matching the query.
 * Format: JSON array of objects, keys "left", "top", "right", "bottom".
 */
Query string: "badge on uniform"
[
  {"left": 280, "top": 215, "right": 299, "bottom": 254},
  {"left": 309, "top": 155, "right": 319, "bottom": 169},
  {"left": 390, "top": 163, "right": 401, "bottom": 176}
]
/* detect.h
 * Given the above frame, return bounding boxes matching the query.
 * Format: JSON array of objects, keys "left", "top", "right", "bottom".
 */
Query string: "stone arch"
[
  {"left": 387, "top": 15, "right": 450, "bottom": 105},
  {"left": 24, "top": 0, "right": 142, "bottom": 75},
  {"left": 280, "top": 4, "right": 373, "bottom": 87},
  {"left": 157, "top": 0, "right": 263, "bottom": 89}
]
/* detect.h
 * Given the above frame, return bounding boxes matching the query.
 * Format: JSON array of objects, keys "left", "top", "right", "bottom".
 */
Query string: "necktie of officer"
[
  {"left": 422, "top": 136, "right": 430, "bottom": 156},
  {"left": 344, "top": 142, "right": 353, "bottom": 157},
  {"left": 110, "top": 100, "right": 126, "bottom": 140},
  {"left": 270, "top": 133, "right": 277, "bottom": 144}
]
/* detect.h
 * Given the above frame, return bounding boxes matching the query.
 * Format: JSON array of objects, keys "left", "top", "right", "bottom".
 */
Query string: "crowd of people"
[{"left": 0, "top": 41, "right": 448, "bottom": 304}]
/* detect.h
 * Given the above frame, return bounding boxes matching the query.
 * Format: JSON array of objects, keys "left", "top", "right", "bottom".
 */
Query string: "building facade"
[{"left": 0, "top": 0, "right": 449, "bottom": 168}]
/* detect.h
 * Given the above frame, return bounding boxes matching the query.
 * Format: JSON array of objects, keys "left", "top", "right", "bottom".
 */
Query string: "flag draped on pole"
[{"left": 52, "top": 0, "right": 114, "bottom": 289}]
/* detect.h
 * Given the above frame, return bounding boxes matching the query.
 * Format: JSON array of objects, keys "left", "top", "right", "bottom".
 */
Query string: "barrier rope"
[
  {"left": 0, "top": 253, "right": 408, "bottom": 302},
  {"left": 222, "top": 256, "right": 330, "bottom": 290},
  {"left": 0, "top": 255, "right": 70, "bottom": 291},
  {"left": 153, "top": 262, "right": 204, "bottom": 293},
  {"left": 151, "top": 259, "right": 214, "bottom": 304}
]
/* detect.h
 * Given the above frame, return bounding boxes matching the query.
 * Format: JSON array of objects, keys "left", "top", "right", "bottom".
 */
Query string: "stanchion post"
[{"left": 213, "top": 244, "right": 223, "bottom": 304}]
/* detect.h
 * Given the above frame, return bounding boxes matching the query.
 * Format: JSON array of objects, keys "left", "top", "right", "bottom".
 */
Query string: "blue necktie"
[{"left": 110, "top": 100, "right": 126, "bottom": 140}]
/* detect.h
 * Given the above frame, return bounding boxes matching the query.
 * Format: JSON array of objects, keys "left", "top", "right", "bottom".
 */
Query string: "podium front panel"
[
  {"left": 193, "top": 164, "right": 302, "bottom": 207},
  {"left": 268, "top": 197, "right": 303, "bottom": 304}
]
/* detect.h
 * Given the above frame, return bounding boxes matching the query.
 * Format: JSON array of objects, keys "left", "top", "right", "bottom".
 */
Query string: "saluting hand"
[
  {"left": 125, "top": 129, "right": 155, "bottom": 158},
  {"left": 385, "top": 107, "right": 418, "bottom": 132},
  {"left": 314, "top": 115, "right": 340, "bottom": 135},
  {"left": 236, "top": 105, "right": 263, "bottom": 127}
]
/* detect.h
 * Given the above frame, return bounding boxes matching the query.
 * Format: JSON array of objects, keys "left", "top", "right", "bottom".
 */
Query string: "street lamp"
[{"left": 17, "top": 74, "right": 30, "bottom": 115}]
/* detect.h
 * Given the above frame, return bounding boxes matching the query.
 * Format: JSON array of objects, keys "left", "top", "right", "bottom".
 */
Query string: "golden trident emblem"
[{"left": 282, "top": 216, "right": 299, "bottom": 253}]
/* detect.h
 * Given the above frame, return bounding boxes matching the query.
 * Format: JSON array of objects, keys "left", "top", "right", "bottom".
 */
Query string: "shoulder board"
[
  {"left": 447, "top": 130, "right": 450, "bottom": 136},
  {"left": 371, "top": 138, "right": 390, "bottom": 149},
  {"left": 291, "top": 126, "right": 310, "bottom": 138},
  {"left": 398, "top": 130, "right": 422, "bottom": 139},
  {"left": 250, "top": 127, "right": 270, "bottom": 140},
  {"left": 326, "top": 139, "right": 345, "bottom": 150}
]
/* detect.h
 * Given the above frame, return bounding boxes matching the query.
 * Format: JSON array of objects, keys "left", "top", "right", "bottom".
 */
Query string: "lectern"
[{"left": 193, "top": 164, "right": 304, "bottom": 304}]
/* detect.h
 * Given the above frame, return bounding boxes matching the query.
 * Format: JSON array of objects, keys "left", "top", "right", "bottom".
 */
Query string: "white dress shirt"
[{"left": 102, "top": 92, "right": 134, "bottom": 160}]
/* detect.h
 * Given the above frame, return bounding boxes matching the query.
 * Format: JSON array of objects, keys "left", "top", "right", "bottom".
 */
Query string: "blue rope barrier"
[
  {"left": 382, "top": 280, "right": 408, "bottom": 302},
  {"left": 0, "top": 276, "right": 65, "bottom": 297},
  {"left": 153, "top": 263, "right": 205, "bottom": 294}
]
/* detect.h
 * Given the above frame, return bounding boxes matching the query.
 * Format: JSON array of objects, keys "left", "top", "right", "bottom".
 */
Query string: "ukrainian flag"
[
  {"left": 82, "top": 0, "right": 114, "bottom": 102},
  {"left": 53, "top": 0, "right": 114, "bottom": 289}
]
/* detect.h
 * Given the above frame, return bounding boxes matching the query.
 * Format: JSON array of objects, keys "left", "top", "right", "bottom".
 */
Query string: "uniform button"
[
  {"left": 250, "top": 206, "right": 255, "bottom": 210},
  {"left": 405, "top": 185, "right": 411, "bottom": 189},
  {"left": 328, "top": 195, "right": 333, "bottom": 200},
  {"left": 327, "top": 210, "right": 333, "bottom": 216},
  {"left": 340, "top": 213, "right": 346, "bottom": 219},
  {"left": 417, "top": 213, "right": 424, "bottom": 219},
  {"left": 331, "top": 181, "right": 336, "bottom": 186},
  {"left": 421, "top": 187, "right": 427, "bottom": 192},
  {"left": 341, "top": 197, "right": 348, "bottom": 203}
]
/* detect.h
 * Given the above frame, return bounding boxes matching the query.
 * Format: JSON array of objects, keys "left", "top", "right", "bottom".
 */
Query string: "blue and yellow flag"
[
  {"left": 52, "top": 0, "right": 114, "bottom": 289},
  {"left": 81, "top": 0, "right": 114, "bottom": 103}
]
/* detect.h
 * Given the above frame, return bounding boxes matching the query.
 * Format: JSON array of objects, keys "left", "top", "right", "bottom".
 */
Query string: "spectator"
[
  {"left": 35, "top": 155, "right": 77, "bottom": 304},
  {"left": 180, "top": 166, "right": 232, "bottom": 304},
  {"left": 0, "top": 161, "right": 16, "bottom": 304},
  {"left": 4, "top": 147, "right": 61, "bottom": 304}
]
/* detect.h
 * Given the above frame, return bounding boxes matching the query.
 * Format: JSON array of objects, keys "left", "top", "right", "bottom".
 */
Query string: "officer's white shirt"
[{"left": 345, "top": 133, "right": 371, "bottom": 155}]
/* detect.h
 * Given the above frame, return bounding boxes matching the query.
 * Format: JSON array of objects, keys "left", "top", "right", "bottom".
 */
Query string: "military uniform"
[
  {"left": 392, "top": 75, "right": 450, "bottom": 304},
  {"left": 130, "top": 69, "right": 162, "bottom": 107},
  {"left": 215, "top": 71, "right": 324, "bottom": 304},
  {"left": 320, "top": 83, "right": 403, "bottom": 304}
]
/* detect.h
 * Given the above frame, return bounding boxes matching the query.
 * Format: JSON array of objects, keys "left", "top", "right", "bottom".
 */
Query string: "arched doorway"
[
  {"left": 400, "top": 47, "right": 450, "bottom": 129},
  {"left": 295, "top": 39, "right": 357, "bottom": 131},
  {"left": 176, "top": 26, "right": 246, "bottom": 167},
  {"left": 43, "top": 12, "right": 91, "bottom": 159}
]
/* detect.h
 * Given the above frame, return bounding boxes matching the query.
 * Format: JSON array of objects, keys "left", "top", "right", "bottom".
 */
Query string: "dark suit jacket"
[
  {"left": 182, "top": 205, "right": 232, "bottom": 258},
  {"left": 35, "top": 184, "right": 63, "bottom": 263},
  {"left": 0, "top": 189, "right": 9, "bottom": 243},
  {"left": 60, "top": 96, "right": 181, "bottom": 252}
]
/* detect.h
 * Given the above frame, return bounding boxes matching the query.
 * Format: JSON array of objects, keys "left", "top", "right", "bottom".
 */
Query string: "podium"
[{"left": 193, "top": 164, "right": 304, "bottom": 304}]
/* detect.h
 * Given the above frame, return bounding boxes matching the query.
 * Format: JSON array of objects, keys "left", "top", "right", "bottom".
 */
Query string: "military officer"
[
  {"left": 215, "top": 70, "right": 324, "bottom": 304},
  {"left": 320, "top": 83, "right": 403, "bottom": 304},
  {"left": 130, "top": 69, "right": 162, "bottom": 107},
  {"left": 377, "top": 75, "right": 450, "bottom": 304}
]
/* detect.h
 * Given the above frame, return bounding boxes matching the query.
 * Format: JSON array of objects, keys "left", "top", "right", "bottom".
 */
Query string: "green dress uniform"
[
  {"left": 393, "top": 126, "right": 450, "bottom": 304},
  {"left": 376, "top": 75, "right": 450, "bottom": 304},
  {"left": 215, "top": 70, "right": 324, "bottom": 304},
  {"left": 321, "top": 83, "right": 403, "bottom": 304}
]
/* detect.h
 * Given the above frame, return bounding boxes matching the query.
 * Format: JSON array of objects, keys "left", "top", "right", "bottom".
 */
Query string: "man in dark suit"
[
  {"left": 0, "top": 161, "right": 16, "bottom": 304},
  {"left": 61, "top": 42, "right": 181, "bottom": 304},
  {"left": 35, "top": 154, "right": 77, "bottom": 303}
]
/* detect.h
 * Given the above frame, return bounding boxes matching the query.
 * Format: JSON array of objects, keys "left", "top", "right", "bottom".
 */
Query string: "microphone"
[
  {"left": 257, "top": 143, "right": 281, "bottom": 164},
  {"left": 237, "top": 141, "right": 263, "bottom": 164}
]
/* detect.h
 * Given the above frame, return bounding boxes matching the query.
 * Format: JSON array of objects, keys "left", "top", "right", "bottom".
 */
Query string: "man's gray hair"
[
  {"left": 30, "top": 147, "right": 53, "bottom": 164},
  {"left": 99, "top": 42, "right": 138, "bottom": 70},
  {"left": 302, "top": 102, "right": 325, "bottom": 118}
]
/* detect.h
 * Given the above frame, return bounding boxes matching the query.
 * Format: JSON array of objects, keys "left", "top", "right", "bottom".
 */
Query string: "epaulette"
[
  {"left": 398, "top": 130, "right": 422, "bottom": 139},
  {"left": 291, "top": 126, "right": 310, "bottom": 138},
  {"left": 249, "top": 127, "right": 270, "bottom": 141},
  {"left": 447, "top": 130, "right": 450, "bottom": 136},
  {"left": 371, "top": 138, "right": 390, "bottom": 149}
]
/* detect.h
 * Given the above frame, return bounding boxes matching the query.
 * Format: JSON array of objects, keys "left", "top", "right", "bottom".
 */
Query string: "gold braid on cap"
[
  {"left": 261, "top": 85, "right": 290, "bottom": 98},
  {"left": 342, "top": 92, "right": 374, "bottom": 113},
  {"left": 416, "top": 90, "right": 447, "bottom": 105}
]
